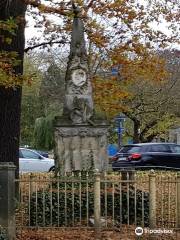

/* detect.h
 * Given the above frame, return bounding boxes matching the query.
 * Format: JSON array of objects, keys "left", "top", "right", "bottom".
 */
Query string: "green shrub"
[{"left": 29, "top": 181, "right": 149, "bottom": 227}]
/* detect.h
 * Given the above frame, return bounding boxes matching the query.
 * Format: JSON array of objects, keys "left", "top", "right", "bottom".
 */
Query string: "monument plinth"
[{"left": 54, "top": 4, "right": 109, "bottom": 173}]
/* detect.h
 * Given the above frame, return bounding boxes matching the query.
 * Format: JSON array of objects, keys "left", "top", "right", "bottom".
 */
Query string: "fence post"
[
  {"left": 0, "top": 162, "right": 16, "bottom": 240},
  {"left": 30, "top": 173, "right": 35, "bottom": 195},
  {"left": 94, "top": 170, "right": 101, "bottom": 238},
  {"left": 177, "top": 173, "right": 180, "bottom": 229},
  {"left": 121, "top": 169, "right": 135, "bottom": 181},
  {"left": 149, "top": 170, "right": 156, "bottom": 229}
]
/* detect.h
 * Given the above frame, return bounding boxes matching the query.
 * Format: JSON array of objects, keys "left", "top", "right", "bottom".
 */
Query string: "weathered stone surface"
[
  {"left": 63, "top": 5, "right": 93, "bottom": 125},
  {"left": 54, "top": 124, "right": 109, "bottom": 173},
  {"left": 64, "top": 94, "right": 93, "bottom": 124},
  {"left": 0, "top": 163, "right": 16, "bottom": 240},
  {"left": 55, "top": 126, "right": 108, "bottom": 137},
  {"left": 54, "top": 5, "right": 109, "bottom": 173}
]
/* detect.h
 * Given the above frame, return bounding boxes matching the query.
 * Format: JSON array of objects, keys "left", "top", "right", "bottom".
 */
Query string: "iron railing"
[{"left": 15, "top": 170, "right": 180, "bottom": 237}]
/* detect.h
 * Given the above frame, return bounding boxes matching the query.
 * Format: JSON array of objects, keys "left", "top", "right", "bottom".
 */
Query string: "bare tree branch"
[
  {"left": 140, "top": 119, "right": 158, "bottom": 137},
  {"left": 24, "top": 0, "right": 70, "bottom": 16},
  {"left": 87, "top": 0, "right": 95, "bottom": 9},
  {"left": 24, "top": 39, "right": 67, "bottom": 52}
]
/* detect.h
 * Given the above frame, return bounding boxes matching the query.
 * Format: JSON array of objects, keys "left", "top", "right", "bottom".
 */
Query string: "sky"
[{"left": 24, "top": 1, "right": 180, "bottom": 51}]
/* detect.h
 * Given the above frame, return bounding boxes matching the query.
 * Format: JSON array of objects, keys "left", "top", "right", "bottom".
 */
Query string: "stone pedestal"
[
  {"left": 0, "top": 162, "right": 16, "bottom": 240},
  {"left": 54, "top": 117, "right": 109, "bottom": 173}
]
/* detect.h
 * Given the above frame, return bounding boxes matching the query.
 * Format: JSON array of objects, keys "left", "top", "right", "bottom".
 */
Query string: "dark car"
[{"left": 112, "top": 143, "right": 180, "bottom": 170}]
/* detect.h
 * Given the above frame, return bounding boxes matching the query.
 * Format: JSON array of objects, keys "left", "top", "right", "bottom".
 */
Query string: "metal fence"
[{"left": 15, "top": 170, "right": 180, "bottom": 238}]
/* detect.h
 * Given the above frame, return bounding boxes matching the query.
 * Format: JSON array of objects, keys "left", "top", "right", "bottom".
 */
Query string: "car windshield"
[
  {"left": 119, "top": 146, "right": 141, "bottom": 153},
  {"left": 21, "top": 149, "right": 40, "bottom": 159}
]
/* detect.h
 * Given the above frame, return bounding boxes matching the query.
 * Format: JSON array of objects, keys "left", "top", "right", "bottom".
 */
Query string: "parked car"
[
  {"left": 20, "top": 146, "right": 49, "bottom": 158},
  {"left": 19, "top": 148, "right": 55, "bottom": 173},
  {"left": 112, "top": 143, "right": 180, "bottom": 170},
  {"left": 31, "top": 149, "right": 49, "bottom": 158}
]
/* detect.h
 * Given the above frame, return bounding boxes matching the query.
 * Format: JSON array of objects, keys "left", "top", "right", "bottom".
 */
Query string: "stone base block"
[{"left": 54, "top": 120, "right": 109, "bottom": 173}]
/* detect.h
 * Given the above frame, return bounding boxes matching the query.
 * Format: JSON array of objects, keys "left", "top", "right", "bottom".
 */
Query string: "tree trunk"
[
  {"left": 0, "top": 0, "right": 26, "bottom": 177},
  {"left": 133, "top": 120, "right": 140, "bottom": 143}
]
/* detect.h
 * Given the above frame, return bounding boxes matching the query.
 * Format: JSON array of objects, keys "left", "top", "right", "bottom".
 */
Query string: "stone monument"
[{"left": 54, "top": 3, "right": 109, "bottom": 173}]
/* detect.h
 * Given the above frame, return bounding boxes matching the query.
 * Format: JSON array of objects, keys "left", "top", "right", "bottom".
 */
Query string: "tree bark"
[
  {"left": 0, "top": 0, "right": 26, "bottom": 177},
  {"left": 133, "top": 120, "right": 140, "bottom": 143}
]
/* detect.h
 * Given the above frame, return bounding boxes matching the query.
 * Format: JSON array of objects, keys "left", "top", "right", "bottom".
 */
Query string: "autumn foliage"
[
  {"left": 0, "top": 18, "right": 32, "bottom": 87},
  {"left": 1, "top": 0, "right": 179, "bottom": 87},
  {"left": 93, "top": 50, "right": 169, "bottom": 117},
  {"left": 0, "top": 0, "right": 179, "bottom": 144}
]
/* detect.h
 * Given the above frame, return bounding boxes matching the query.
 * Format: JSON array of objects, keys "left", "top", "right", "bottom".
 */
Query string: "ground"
[{"left": 16, "top": 228, "right": 180, "bottom": 240}]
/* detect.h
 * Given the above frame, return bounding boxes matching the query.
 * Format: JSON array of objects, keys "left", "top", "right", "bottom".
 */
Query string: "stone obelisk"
[{"left": 54, "top": 4, "right": 109, "bottom": 173}]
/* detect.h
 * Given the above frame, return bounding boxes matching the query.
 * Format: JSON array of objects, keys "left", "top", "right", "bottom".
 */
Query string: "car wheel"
[{"left": 49, "top": 166, "right": 55, "bottom": 172}]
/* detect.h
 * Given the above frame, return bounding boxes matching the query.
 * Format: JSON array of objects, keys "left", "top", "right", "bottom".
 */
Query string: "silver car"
[{"left": 19, "top": 148, "right": 54, "bottom": 173}]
